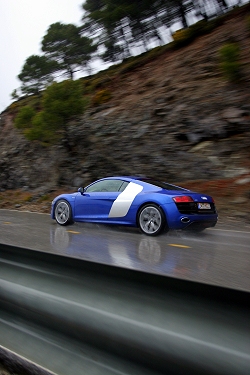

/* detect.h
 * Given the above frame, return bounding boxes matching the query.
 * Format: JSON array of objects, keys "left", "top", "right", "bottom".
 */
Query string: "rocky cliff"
[{"left": 0, "top": 6, "right": 250, "bottom": 219}]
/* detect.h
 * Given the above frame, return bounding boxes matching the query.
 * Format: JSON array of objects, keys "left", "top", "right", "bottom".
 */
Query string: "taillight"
[{"left": 173, "top": 196, "right": 194, "bottom": 203}]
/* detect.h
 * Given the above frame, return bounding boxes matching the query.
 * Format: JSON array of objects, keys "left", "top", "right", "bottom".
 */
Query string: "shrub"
[
  {"left": 189, "top": 20, "right": 208, "bottom": 37},
  {"left": 219, "top": 43, "right": 241, "bottom": 82},
  {"left": 172, "top": 28, "right": 192, "bottom": 47},
  {"left": 42, "top": 80, "right": 85, "bottom": 123},
  {"left": 172, "top": 17, "right": 226, "bottom": 49},
  {"left": 14, "top": 105, "right": 36, "bottom": 129},
  {"left": 14, "top": 80, "right": 87, "bottom": 144},
  {"left": 24, "top": 111, "right": 58, "bottom": 143},
  {"left": 22, "top": 194, "right": 33, "bottom": 202},
  {"left": 92, "top": 89, "right": 112, "bottom": 106},
  {"left": 38, "top": 194, "right": 50, "bottom": 202}
]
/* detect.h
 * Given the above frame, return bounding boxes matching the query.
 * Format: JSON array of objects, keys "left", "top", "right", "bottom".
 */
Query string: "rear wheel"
[
  {"left": 138, "top": 204, "right": 165, "bottom": 236},
  {"left": 55, "top": 199, "right": 73, "bottom": 226}
]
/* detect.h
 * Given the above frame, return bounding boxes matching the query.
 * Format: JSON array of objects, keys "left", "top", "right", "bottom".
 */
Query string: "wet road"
[{"left": 0, "top": 209, "right": 250, "bottom": 292}]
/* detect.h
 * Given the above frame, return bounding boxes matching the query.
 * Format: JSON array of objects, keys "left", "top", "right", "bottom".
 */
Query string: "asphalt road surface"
[{"left": 0, "top": 209, "right": 250, "bottom": 292}]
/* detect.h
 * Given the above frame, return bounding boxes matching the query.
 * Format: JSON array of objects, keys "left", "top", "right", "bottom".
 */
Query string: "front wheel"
[
  {"left": 138, "top": 204, "right": 165, "bottom": 236},
  {"left": 54, "top": 199, "right": 73, "bottom": 226}
]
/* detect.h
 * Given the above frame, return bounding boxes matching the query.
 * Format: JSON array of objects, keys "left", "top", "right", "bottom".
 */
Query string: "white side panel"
[{"left": 108, "top": 182, "right": 143, "bottom": 218}]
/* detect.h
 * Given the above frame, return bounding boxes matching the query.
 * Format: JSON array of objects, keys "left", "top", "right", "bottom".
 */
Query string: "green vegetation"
[
  {"left": 18, "top": 55, "right": 58, "bottom": 95},
  {"left": 14, "top": 80, "right": 86, "bottom": 144},
  {"left": 42, "top": 80, "right": 86, "bottom": 125},
  {"left": 42, "top": 22, "right": 96, "bottom": 80},
  {"left": 11, "top": 89, "right": 20, "bottom": 100},
  {"left": 10, "top": 3, "right": 250, "bottom": 145},
  {"left": 38, "top": 194, "right": 50, "bottom": 202},
  {"left": 219, "top": 43, "right": 241, "bottom": 82},
  {"left": 172, "top": 17, "right": 226, "bottom": 48},
  {"left": 14, "top": 0, "right": 246, "bottom": 99},
  {"left": 17, "top": 23, "right": 96, "bottom": 97},
  {"left": 14, "top": 105, "right": 36, "bottom": 130},
  {"left": 81, "top": 0, "right": 232, "bottom": 61}
]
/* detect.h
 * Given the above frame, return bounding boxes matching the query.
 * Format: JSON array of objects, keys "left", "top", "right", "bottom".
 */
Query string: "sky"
[{"left": 0, "top": 0, "right": 85, "bottom": 113}]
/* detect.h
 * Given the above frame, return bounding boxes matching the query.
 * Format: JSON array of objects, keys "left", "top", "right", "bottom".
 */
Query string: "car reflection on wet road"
[
  {"left": 50, "top": 224, "right": 216, "bottom": 282},
  {"left": 0, "top": 209, "right": 250, "bottom": 291}
]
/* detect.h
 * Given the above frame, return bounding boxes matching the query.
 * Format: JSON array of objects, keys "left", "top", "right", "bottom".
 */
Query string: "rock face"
[{"left": 0, "top": 6, "right": 250, "bottom": 193}]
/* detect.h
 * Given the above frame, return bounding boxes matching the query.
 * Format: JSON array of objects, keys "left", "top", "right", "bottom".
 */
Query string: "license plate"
[{"left": 198, "top": 203, "right": 211, "bottom": 209}]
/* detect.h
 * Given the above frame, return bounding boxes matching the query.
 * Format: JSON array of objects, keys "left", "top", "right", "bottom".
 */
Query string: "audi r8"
[{"left": 51, "top": 176, "right": 217, "bottom": 235}]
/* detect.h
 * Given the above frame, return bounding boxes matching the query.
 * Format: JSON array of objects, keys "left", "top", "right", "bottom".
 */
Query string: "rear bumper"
[
  {"left": 168, "top": 215, "right": 218, "bottom": 230},
  {"left": 162, "top": 203, "right": 218, "bottom": 230},
  {"left": 182, "top": 219, "right": 217, "bottom": 231}
]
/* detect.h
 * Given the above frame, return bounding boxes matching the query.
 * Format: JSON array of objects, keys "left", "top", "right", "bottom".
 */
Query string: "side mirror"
[{"left": 78, "top": 187, "right": 85, "bottom": 194}]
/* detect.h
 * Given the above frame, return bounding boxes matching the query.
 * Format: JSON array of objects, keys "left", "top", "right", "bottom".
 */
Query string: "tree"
[
  {"left": 81, "top": 0, "right": 238, "bottom": 63},
  {"left": 11, "top": 89, "right": 20, "bottom": 100},
  {"left": 14, "top": 80, "right": 87, "bottom": 144},
  {"left": 82, "top": 0, "right": 145, "bottom": 59},
  {"left": 81, "top": 0, "right": 191, "bottom": 61},
  {"left": 42, "top": 80, "right": 85, "bottom": 124},
  {"left": 42, "top": 22, "right": 97, "bottom": 79},
  {"left": 18, "top": 55, "right": 57, "bottom": 95}
]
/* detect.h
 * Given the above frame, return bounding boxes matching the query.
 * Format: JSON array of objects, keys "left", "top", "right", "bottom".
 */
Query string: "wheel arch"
[{"left": 53, "top": 196, "right": 74, "bottom": 213}]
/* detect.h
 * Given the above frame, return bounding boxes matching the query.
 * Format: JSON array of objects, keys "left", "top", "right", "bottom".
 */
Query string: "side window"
[
  {"left": 85, "top": 180, "right": 127, "bottom": 193},
  {"left": 85, "top": 180, "right": 109, "bottom": 192},
  {"left": 119, "top": 181, "right": 129, "bottom": 192}
]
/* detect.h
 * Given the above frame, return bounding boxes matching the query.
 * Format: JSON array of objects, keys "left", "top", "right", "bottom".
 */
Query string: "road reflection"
[
  {"left": 1, "top": 209, "right": 248, "bottom": 289},
  {"left": 50, "top": 224, "right": 215, "bottom": 281}
]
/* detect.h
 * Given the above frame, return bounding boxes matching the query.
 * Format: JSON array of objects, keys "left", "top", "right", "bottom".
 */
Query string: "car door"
[{"left": 74, "top": 179, "right": 128, "bottom": 221}]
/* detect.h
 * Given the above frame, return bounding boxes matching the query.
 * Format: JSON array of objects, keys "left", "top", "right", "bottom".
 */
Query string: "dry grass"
[{"left": 0, "top": 188, "right": 67, "bottom": 213}]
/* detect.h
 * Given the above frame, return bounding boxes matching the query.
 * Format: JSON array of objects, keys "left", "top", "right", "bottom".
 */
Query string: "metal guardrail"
[{"left": 0, "top": 242, "right": 250, "bottom": 375}]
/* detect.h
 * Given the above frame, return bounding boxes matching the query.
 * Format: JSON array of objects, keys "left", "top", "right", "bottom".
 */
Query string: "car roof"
[
  {"left": 99, "top": 176, "right": 143, "bottom": 182},
  {"left": 104, "top": 176, "right": 145, "bottom": 180}
]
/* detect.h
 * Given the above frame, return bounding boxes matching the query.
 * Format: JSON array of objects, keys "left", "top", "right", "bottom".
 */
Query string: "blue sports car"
[{"left": 51, "top": 176, "right": 218, "bottom": 236}]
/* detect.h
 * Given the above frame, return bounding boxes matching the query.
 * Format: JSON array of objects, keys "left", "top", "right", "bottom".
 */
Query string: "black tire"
[
  {"left": 54, "top": 199, "right": 73, "bottom": 226},
  {"left": 138, "top": 204, "right": 165, "bottom": 236}
]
